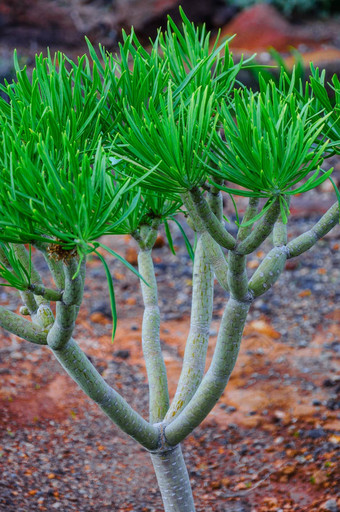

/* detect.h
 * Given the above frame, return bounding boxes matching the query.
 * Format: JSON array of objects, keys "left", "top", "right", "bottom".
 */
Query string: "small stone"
[
  {"left": 306, "top": 428, "right": 326, "bottom": 439},
  {"left": 113, "top": 350, "right": 130, "bottom": 359},
  {"left": 312, "top": 399, "right": 322, "bottom": 406},
  {"left": 210, "top": 480, "right": 221, "bottom": 489},
  {"left": 320, "top": 499, "right": 338, "bottom": 512}
]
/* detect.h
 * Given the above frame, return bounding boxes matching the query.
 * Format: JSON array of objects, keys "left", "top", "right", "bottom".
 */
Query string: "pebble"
[
  {"left": 306, "top": 428, "right": 326, "bottom": 439},
  {"left": 113, "top": 350, "right": 130, "bottom": 359},
  {"left": 321, "top": 499, "right": 338, "bottom": 512}
]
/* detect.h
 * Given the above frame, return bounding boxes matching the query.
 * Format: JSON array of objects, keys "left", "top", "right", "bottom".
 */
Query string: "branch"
[
  {"left": 13, "top": 244, "right": 55, "bottom": 328},
  {"left": 165, "top": 235, "right": 214, "bottom": 421},
  {"left": 28, "top": 283, "right": 63, "bottom": 302},
  {"left": 34, "top": 240, "right": 65, "bottom": 289},
  {"left": 236, "top": 198, "right": 281, "bottom": 255},
  {"left": 273, "top": 198, "right": 289, "bottom": 247},
  {"left": 200, "top": 232, "right": 229, "bottom": 291},
  {"left": 51, "top": 337, "right": 159, "bottom": 450},
  {"left": 138, "top": 229, "right": 169, "bottom": 424},
  {"left": 164, "top": 296, "right": 251, "bottom": 445},
  {"left": 248, "top": 246, "right": 288, "bottom": 298},
  {"left": 0, "top": 306, "right": 48, "bottom": 345},
  {"left": 227, "top": 252, "right": 249, "bottom": 301},
  {"left": 183, "top": 192, "right": 229, "bottom": 291},
  {"left": 189, "top": 187, "right": 236, "bottom": 250},
  {"left": 207, "top": 184, "right": 223, "bottom": 221},
  {"left": 47, "top": 257, "right": 84, "bottom": 350},
  {"left": 287, "top": 201, "right": 339, "bottom": 258},
  {"left": 237, "top": 198, "right": 260, "bottom": 241}
]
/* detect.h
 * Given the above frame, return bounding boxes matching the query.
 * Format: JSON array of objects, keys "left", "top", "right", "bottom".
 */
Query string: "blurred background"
[{"left": 1, "top": 0, "right": 340, "bottom": 83}]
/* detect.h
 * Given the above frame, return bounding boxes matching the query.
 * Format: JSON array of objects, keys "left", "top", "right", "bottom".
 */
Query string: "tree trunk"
[{"left": 150, "top": 444, "right": 195, "bottom": 511}]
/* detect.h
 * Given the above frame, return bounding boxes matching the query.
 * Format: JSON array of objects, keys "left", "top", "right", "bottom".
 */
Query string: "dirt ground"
[
  {"left": 0, "top": 182, "right": 339, "bottom": 511},
  {"left": 0, "top": 4, "right": 340, "bottom": 510}
]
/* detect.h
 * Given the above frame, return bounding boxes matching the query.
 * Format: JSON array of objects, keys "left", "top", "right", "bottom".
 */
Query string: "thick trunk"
[{"left": 150, "top": 444, "right": 195, "bottom": 511}]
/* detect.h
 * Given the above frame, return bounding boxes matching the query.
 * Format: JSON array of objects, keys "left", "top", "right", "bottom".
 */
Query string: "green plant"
[{"left": 0, "top": 9, "right": 339, "bottom": 511}]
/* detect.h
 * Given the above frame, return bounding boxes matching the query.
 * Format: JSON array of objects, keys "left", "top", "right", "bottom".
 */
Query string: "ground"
[
  {"left": 0, "top": 178, "right": 339, "bottom": 511},
  {"left": 0, "top": 4, "right": 340, "bottom": 509}
]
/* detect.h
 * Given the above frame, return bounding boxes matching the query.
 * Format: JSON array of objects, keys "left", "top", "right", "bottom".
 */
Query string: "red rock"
[
  {"left": 125, "top": 247, "right": 138, "bottom": 266},
  {"left": 90, "top": 312, "right": 111, "bottom": 325},
  {"left": 245, "top": 319, "right": 281, "bottom": 339},
  {"left": 153, "top": 235, "right": 165, "bottom": 249},
  {"left": 0, "top": 0, "right": 80, "bottom": 45},
  {"left": 219, "top": 4, "right": 330, "bottom": 52}
]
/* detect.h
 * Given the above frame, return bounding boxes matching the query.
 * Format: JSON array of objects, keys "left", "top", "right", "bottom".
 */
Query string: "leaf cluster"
[{"left": 210, "top": 78, "right": 332, "bottom": 219}]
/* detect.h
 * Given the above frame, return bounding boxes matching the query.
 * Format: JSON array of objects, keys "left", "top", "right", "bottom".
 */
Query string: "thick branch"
[
  {"left": 200, "top": 232, "right": 229, "bottom": 291},
  {"left": 150, "top": 445, "right": 195, "bottom": 511},
  {"left": 138, "top": 242, "right": 169, "bottom": 424},
  {"left": 236, "top": 199, "right": 281, "bottom": 255},
  {"left": 165, "top": 235, "right": 214, "bottom": 421},
  {"left": 0, "top": 306, "right": 48, "bottom": 345},
  {"left": 287, "top": 201, "right": 339, "bottom": 258},
  {"left": 183, "top": 192, "right": 229, "bottom": 291},
  {"left": 249, "top": 246, "right": 288, "bottom": 298},
  {"left": 237, "top": 198, "right": 260, "bottom": 241},
  {"left": 63, "top": 258, "right": 83, "bottom": 306},
  {"left": 165, "top": 297, "right": 251, "bottom": 446},
  {"left": 227, "top": 252, "right": 249, "bottom": 301},
  {"left": 51, "top": 338, "right": 159, "bottom": 450},
  {"left": 189, "top": 187, "right": 236, "bottom": 250},
  {"left": 46, "top": 257, "right": 84, "bottom": 350}
]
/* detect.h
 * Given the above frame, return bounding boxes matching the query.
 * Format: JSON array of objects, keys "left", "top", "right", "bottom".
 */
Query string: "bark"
[
  {"left": 150, "top": 445, "right": 195, "bottom": 512},
  {"left": 165, "top": 236, "right": 214, "bottom": 421},
  {"left": 138, "top": 246, "right": 169, "bottom": 423}
]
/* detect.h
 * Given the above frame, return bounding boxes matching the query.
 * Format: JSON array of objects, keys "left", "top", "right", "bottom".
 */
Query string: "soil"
[
  {"left": 0, "top": 4, "right": 340, "bottom": 510},
  {"left": 0, "top": 174, "right": 340, "bottom": 511}
]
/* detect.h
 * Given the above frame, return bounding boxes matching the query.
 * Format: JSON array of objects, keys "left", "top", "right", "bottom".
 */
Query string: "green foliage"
[
  {"left": 310, "top": 68, "right": 340, "bottom": 151},
  {"left": 209, "top": 78, "right": 332, "bottom": 221},
  {"left": 0, "top": 243, "right": 31, "bottom": 290},
  {"left": 112, "top": 86, "right": 218, "bottom": 193},
  {"left": 0, "top": 7, "right": 338, "bottom": 294},
  {"left": 251, "top": 48, "right": 306, "bottom": 89}
]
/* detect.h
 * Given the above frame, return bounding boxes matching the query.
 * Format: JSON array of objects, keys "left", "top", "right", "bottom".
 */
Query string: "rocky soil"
[{"left": 0, "top": 176, "right": 339, "bottom": 511}]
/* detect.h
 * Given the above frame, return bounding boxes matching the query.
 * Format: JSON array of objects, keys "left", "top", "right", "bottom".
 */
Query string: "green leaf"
[
  {"left": 164, "top": 219, "right": 176, "bottom": 256},
  {"left": 94, "top": 249, "right": 117, "bottom": 342},
  {"left": 171, "top": 217, "right": 194, "bottom": 262},
  {"left": 95, "top": 242, "right": 150, "bottom": 287}
]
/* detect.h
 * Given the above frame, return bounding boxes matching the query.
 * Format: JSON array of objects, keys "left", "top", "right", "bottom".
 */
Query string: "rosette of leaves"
[
  {"left": 309, "top": 67, "right": 340, "bottom": 153},
  {"left": 0, "top": 50, "right": 143, "bottom": 252},
  {"left": 159, "top": 7, "right": 249, "bottom": 100},
  {"left": 209, "top": 79, "right": 334, "bottom": 222},
  {"left": 86, "top": 8, "right": 249, "bottom": 138},
  {"left": 86, "top": 24, "right": 169, "bottom": 131},
  {"left": 112, "top": 85, "right": 218, "bottom": 194}
]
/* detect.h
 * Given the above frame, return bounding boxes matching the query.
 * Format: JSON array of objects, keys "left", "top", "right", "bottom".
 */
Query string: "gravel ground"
[{"left": 0, "top": 178, "right": 339, "bottom": 511}]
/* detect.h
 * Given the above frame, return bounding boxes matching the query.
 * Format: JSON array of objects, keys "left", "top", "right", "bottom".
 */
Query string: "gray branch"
[
  {"left": 51, "top": 337, "right": 159, "bottom": 450},
  {"left": 189, "top": 187, "right": 236, "bottom": 250},
  {"left": 164, "top": 297, "right": 251, "bottom": 446},
  {"left": 138, "top": 234, "right": 169, "bottom": 424},
  {"left": 287, "top": 201, "right": 339, "bottom": 258},
  {"left": 236, "top": 199, "right": 281, "bottom": 255},
  {"left": 165, "top": 235, "right": 214, "bottom": 421},
  {"left": 0, "top": 306, "right": 48, "bottom": 345}
]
